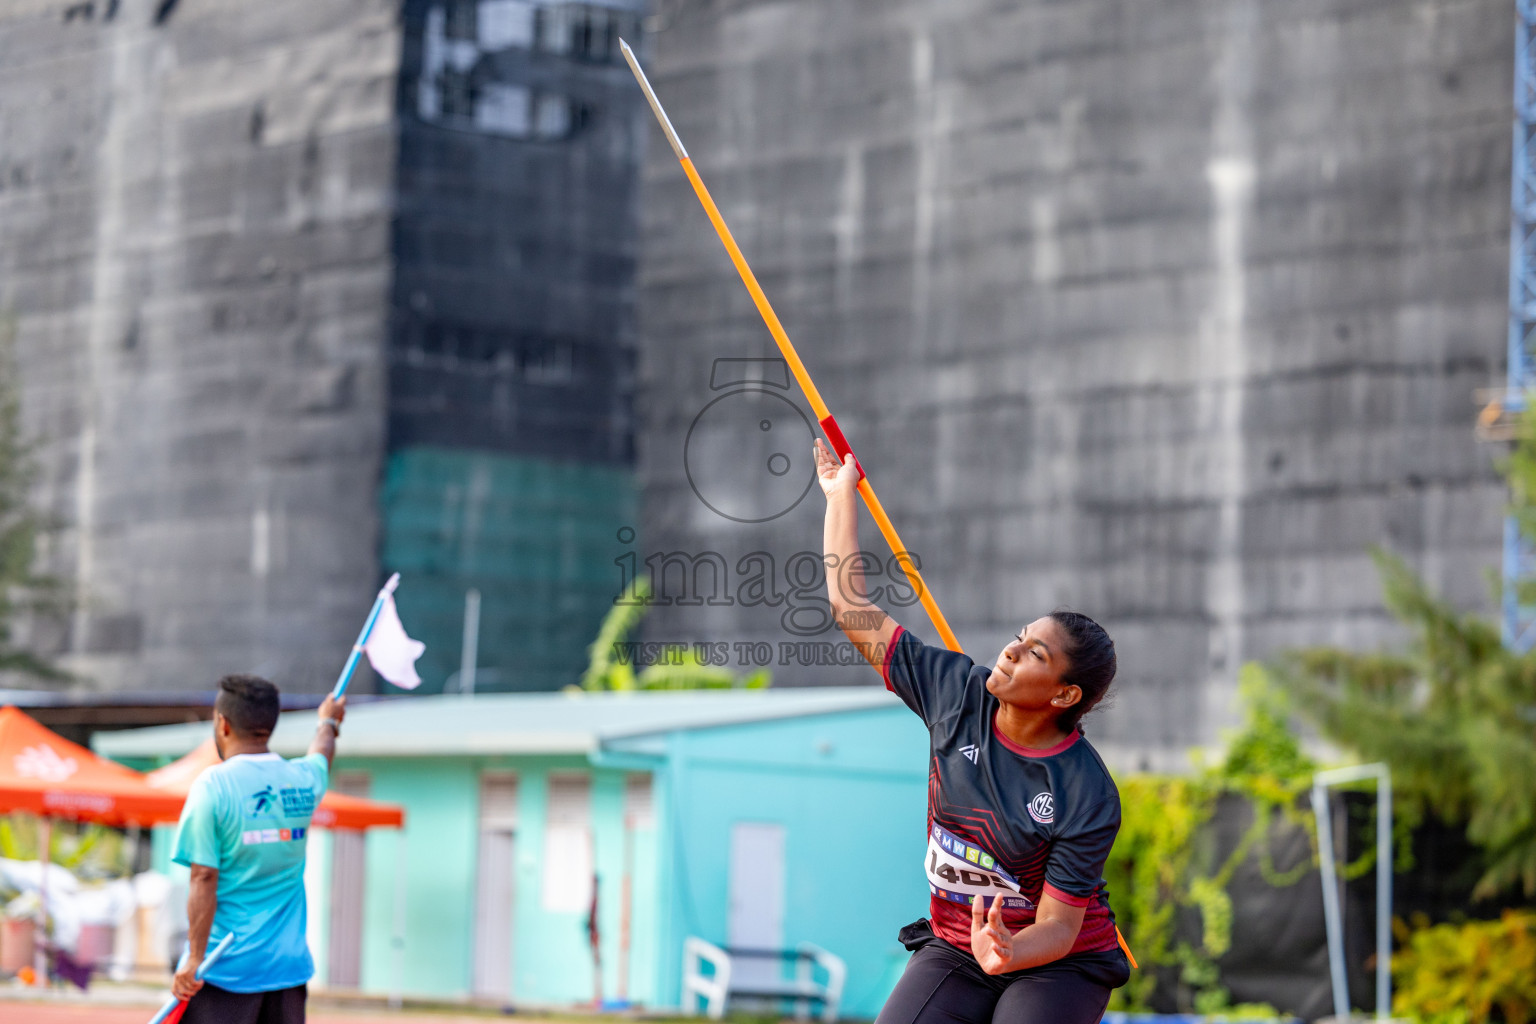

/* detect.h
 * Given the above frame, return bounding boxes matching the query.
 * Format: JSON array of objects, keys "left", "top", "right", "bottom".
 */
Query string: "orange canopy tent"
[
  {"left": 0, "top": 706, "right": 185, "bottom": 827},
  {"left": 145, "top": 739, "right": 403, "bottom": 830}
]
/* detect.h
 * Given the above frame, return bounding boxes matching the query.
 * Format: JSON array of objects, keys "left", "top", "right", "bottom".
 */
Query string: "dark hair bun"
[{"left": 1048, "top": 611, "right": 1116, "bottom": 732}]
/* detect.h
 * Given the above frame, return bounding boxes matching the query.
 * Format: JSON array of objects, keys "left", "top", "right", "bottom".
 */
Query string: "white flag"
[{"left": 364, "top": 594, "right": 426, "bottom": 690}]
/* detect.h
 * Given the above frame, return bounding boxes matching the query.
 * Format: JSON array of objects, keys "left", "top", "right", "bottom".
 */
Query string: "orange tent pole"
[
  {"left": 36, "top": 817, "right": 50, "bottom": 985},
  {"left": 620, "top": 39, "right": 960, "bottom": 653}
]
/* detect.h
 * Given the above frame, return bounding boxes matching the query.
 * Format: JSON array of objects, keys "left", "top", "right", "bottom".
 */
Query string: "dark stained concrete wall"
[
  {"left": 1, "top": 0, "right": 649, "bottom": 697},
  {"left": 0, "top": 0, "right": 1513, "bottom": 724},
  {"left": 388, "top": 0, "right": 645, "bottom": 463},
  {"left": 0, "top": 0, "right": 400, "bottom": 692},
  {"left": 633, "top": 0, "right": 1511, "bottom": 766}
]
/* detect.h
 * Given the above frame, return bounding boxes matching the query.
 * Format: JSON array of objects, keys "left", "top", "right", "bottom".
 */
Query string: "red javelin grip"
[{"left": 819, "top": 414, "right": 865, "bottom": 483}]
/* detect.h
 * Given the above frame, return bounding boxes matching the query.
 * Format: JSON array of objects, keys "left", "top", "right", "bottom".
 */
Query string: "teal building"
[
  {"left": 379, "top": 451, "right": 636, "bottom": 693},
  {"left": 96, "top": 688, "right": 931, "bottom": 1017}
]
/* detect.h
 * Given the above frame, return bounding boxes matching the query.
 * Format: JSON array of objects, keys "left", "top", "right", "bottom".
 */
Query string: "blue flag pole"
[
  {"left": 147, "top": 931, "right": 237, "bottom": 1024},
  {"left": 331, "top": 572, "right": 401, "bottom": 700}
]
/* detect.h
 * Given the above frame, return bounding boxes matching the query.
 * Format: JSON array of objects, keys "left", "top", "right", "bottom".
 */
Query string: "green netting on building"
[{"left": 380, "top": 447, "right": 636, "bottom": 694}]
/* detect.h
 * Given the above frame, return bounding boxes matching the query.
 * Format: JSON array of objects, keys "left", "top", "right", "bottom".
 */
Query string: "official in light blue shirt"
[{"left": 170, "top": 675, "right": 346, "bottom": 1024}]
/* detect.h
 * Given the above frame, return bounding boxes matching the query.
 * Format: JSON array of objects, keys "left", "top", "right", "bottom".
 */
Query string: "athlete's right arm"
[
  {"left": 817, "top": 438, "right": 899, "bottom": 671},
  {"left": 173, "top": 865, "right": 217, "bottom": 999},
  {"left": 170, "top": 776, "right": 221, "bottom": 999}
]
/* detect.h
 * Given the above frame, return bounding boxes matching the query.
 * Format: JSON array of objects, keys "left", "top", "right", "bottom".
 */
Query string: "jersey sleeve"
[
  {"left": 294, "top": 752, "right": 330, "bottom": 796},
  {"left": 1042, "top": 785, "right": 1121, "bottom": 906},
  {"left": 171, "top": 774, "right": 224, "bottom": 871},
  {"left": 881, "top": 626, "right": 976, "bottom": 728}
]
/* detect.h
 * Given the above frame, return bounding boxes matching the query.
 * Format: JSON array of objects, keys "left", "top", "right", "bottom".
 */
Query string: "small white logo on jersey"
[
  {"left": 1028, "top": 793, "right": 1055, "bottom": 824},
  {"left": 959, "top": 744, "right": 979, "bottom": 764}
]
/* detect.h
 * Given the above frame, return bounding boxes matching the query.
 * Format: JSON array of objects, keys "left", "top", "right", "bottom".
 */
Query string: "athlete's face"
[{"left": 986, "top": 616, "right": 1081, "bottom": 713}]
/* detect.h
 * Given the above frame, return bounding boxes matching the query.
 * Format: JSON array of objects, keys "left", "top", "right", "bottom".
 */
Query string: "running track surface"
[{"left": 0, "top": 1004, "right": 524, "bottom": 1023}]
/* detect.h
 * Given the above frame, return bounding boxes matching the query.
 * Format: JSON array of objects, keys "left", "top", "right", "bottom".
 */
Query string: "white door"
[
  {"left": 541, "top": 774, "right": 593, "bottom": 913},
  {"left": 728, "top": 822, "right": 786, "bottom": 989},
  {"left": 473, "top": 773, "right": 518, "bottom": 1001}
]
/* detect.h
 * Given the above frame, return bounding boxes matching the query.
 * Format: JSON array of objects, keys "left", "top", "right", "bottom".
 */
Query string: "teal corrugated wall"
[
  {"left": 380, "top": 447, "right": 636, "bottom": 693},
  {"left": 347, "top": 754, "right": 659, "bottom": 1004},
  {"left": 636, "top": 708, "right": 931, "bottom": 1018},
  {"left": 320, "top": 707, "right": 927, "bottom": 1012}
]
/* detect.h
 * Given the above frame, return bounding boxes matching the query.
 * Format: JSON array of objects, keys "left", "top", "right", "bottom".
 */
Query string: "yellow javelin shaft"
[
  {"left": 622, "top": 39, "right": 961, "bottom": 654},
  {"left": 676, "top": 160, "right": 831, "bottom": 421},
  {"left": 680, "top": 158, "right": 960, "bottom": 650}
]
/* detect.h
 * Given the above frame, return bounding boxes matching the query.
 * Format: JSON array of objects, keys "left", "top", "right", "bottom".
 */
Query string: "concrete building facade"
[
  {"left": 0, "top": 0, "right": 644, "bottom": 695},
  {"left": 0, "top": 0, "right": 1517, "bottom": 765},
  {"left": 632, "top": 0, "right": 1513, "bottom": 767},
  {"left": 0, "top": 0, "right": 402, "bottom": 693}
]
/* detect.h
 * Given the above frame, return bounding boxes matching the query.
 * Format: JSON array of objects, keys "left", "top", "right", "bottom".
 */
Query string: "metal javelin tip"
[{"left": 619, "top": 37, "right": 689, "bottom": 161}]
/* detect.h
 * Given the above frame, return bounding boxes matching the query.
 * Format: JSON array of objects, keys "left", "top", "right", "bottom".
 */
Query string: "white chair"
[{"left": 681, "top": 936, "right": 846, "bottom": 1023}]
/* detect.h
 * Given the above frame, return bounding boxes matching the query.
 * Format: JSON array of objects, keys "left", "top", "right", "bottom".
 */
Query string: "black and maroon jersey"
[{"left": 882, "top": 625, "right": 1122, "bottom": 956}]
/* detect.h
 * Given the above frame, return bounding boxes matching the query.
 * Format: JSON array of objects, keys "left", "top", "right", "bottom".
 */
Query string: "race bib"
[{"left": 926, "top": 823, "right": 1036, "bottom": 911}]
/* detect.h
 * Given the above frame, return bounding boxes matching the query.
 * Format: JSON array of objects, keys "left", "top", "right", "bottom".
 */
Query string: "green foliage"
[
  {"left": 0, "top": 814, "right": 131, "bottom": 878},
  {"left": 0, "top": 319, "right": 66, "bottom": 681},
  {"left": 1108, "top": 773, "right": 1208, "bottom": 1009},
  {"left": 1278, "top": 549, "right": 1536, "bottom": 900},
  {"left": 1391, "top": 910, "right": 1536, "bottom": 1024},
  {"left": 579, "top": 580, "right": 651, "bottom": 691},
  {"left": 1509, "top": 404, "right": 1536, "bottom": 613},
  {"left": 1275, "top": 400, "right": 1536, "bottom": 901},
  {"left": 627, "top": 655, "right": 771, "bottom": 691},
  {"left": 578, "top": 579, "right": 770, "bottom": 691},
  {"left": 1105, "top": 666, "right": 1311, "bottom": 1015},
  {"left": 1219, "top": 665, "right": 1318, "bottom": 783}
]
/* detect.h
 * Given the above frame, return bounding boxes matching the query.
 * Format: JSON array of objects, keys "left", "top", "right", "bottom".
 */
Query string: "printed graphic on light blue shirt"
[{"left": 172, "top": 752, "right": 329, "bottom": 993}]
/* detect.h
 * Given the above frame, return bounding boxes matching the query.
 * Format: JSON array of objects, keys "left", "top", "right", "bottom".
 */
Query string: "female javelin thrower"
[{"left": 814, "top": 439, "right": 1130, "bottom": 1024}]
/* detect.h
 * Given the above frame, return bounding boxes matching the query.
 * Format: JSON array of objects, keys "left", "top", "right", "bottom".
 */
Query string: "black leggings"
[{"left": 875, "top": 928, "right": 1128, "bottom": 1024}]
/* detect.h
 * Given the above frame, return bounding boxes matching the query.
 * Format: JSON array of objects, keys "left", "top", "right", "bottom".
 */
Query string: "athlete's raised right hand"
[
  {"left": 970, "top": 894, "right": 1016, "bottom": 975},
  {"left": 814, "top": 438, "right": 859, "bottom": 499}
]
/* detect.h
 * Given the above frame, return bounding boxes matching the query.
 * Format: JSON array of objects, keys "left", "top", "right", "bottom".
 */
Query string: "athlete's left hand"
[{"left": 969, "top": 895, "right": 1016, "bottom": 974}]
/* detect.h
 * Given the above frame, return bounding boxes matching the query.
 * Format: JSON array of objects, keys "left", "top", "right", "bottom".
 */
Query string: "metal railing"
[{"left": 1312, "top": 763, "right": 1392, "bottom": 1022}]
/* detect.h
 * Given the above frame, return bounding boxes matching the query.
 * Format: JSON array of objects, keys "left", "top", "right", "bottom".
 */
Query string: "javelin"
[{"left": 619, "top": 39, "right": 962, "bottom": 654}]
